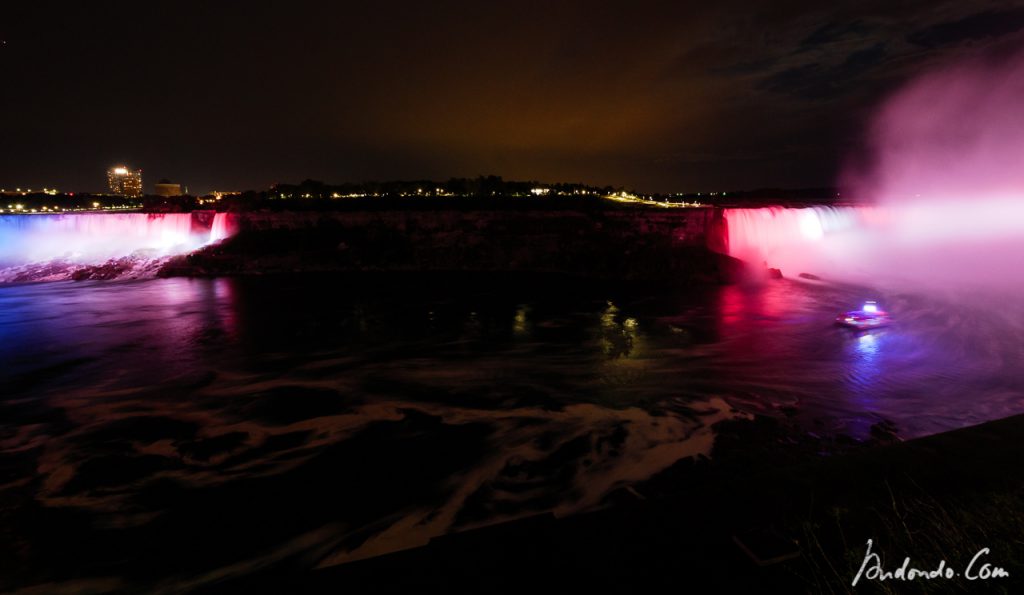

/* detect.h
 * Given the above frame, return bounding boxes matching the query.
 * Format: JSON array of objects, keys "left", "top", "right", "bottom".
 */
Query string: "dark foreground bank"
[
  {"left": 9, "top": 404, "right": 1019, "bottom": 593},
  {"left": 284, "top": 413, "right": 1023, "bottom": 594}
]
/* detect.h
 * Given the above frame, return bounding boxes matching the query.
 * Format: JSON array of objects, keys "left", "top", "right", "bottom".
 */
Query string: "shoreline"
[{"left": 297, "top": 412, "right": 1024, "bottom": 593}]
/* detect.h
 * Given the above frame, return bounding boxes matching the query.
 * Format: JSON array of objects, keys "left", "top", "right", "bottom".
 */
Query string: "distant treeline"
[{"left": 269, "top": 176, "right": 608, "bottom": 199}]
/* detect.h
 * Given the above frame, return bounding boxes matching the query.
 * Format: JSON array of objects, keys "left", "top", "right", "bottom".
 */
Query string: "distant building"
[
  {"left": 154, "top": 179, "right": 183, "bottom": 197},
  {"left": 107, "top": 165, "right": 143, "bottom": 198}
]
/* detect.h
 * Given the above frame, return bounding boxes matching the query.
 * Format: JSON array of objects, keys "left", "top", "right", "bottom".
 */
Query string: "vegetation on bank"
[
  {"left": 159, "top": 212, "right": 743, "bottom": 283},
  {"left": 630, "top": 413, "right": 1024, "bottom": 593}
]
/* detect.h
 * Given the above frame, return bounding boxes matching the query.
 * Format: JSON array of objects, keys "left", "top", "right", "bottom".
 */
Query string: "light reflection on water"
[{"left": 1, "top": 274, "right": 1023, "bottom": 590}]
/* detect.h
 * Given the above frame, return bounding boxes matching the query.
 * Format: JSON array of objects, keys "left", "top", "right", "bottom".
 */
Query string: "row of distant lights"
[
  {"left": 2, "top": 188, "right": 728, "bottom": 200},
  {"left": 0, "top": 188, "right": 60, "bottom": 196},
  {"left": 1, "top": 187, "right": 702, "bottom": 208},
  {"left": 0, "top": 203, "right": 134, "bottom": 214},
  {"left": 604, "top": 191, "right": 703, "bottom": 208},
  {"left": 279, "top": 191, "right": 483, "bottom": 199},
  {"left": 275, "top": 188, "right": 702, "bottom": 206},
  {"left": 196, "top": 195, "right": 226, "bottom": 205}
]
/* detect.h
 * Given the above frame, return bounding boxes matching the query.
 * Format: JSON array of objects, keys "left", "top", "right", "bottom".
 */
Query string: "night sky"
[{"left": 3, "top": 1, "right": 1024, "bottom": 194}]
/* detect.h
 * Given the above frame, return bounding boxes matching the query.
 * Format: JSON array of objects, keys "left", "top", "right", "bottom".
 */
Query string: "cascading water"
[
  {"left": 722, "top": 206, "right": 885, "bottom": 283},
  {"left": 724, "top": 199, "right": 1024, "bottom": 298},
  {"left": 725, "top": 43, "right": 1024, "bottom": 301},
  {"left": 209, "top": 212, "right": 235, "bottom": 243},
  {"left": 0, "top": 212, "right": 237, "bottom": 281}
]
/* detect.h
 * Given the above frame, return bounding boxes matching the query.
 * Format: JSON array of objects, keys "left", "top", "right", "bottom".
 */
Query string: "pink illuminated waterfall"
[
  {"left": 209, "top": 212, "right": 236, "bottom": 243},
  {"left": 723, "top": 42, "right": 1024, "bottom": 295},
  {"left": 722, "top": 206, "right": 890, "bottom": 284}
]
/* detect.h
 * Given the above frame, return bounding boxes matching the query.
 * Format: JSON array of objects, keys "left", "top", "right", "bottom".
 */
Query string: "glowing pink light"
[{"left": 724, "top": 44, "right": 1024, "bottom": 296}]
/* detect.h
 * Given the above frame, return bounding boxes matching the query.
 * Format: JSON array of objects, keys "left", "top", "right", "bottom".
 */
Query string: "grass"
[{"left": 791, "top": 479, "right": 1024, "bottom": 593}]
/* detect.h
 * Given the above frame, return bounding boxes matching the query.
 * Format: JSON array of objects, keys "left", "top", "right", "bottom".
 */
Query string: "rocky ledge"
[{"left": 158, "top": 209, "right": 742, "bottom": 283}]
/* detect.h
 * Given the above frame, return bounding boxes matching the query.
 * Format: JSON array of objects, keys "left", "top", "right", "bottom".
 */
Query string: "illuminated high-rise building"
[{"left": 107, "top": 165, "right": 143, "bottom": 198}]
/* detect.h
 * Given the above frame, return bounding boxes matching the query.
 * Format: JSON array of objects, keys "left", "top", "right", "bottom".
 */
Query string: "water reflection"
[
  {"left": 599, "top": 301, "right": 642, "bottom": 359},
  {"left": 5, "top": 275, "right": 1022, "bottom": 438},
  {"left": 855, "top": 331, "right": 879, "bottom": 360},
  {"left": 0, "top": 277, "right": 725, "bottom": 398},
  {"left": 512, "top": 304, "right": 529, "bottom": 337},
  {"left": 2, "top": 274, "right": 1024, "bottom": 590},
  {"left": 842, "top": 330, "right": 885, "bottom": 415}
]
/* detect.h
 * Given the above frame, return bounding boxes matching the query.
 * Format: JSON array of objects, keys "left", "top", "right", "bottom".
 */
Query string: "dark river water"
[{"left": 2, "top": 273, "right": 1023, "bottom": 591}]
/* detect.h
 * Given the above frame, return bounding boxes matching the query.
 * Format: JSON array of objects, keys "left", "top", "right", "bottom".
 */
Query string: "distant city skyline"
[{"left": 1, "top": 170, "right": 843, "bottom": 199}]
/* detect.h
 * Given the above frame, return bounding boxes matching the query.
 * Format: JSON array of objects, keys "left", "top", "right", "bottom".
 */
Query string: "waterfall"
[
  {"left": 209, "top": 212, "right": 236, "bottom": 243},
  {"left": 723, "top": 206, "right": 883, "bottom": 281},
  {"left": 0, "top": 213, "right": 236, "bottom": 267}
]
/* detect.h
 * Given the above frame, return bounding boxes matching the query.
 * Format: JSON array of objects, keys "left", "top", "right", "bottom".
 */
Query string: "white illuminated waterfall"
[{"left": 0, "top": 213, "right": 236, "bottom": 266}]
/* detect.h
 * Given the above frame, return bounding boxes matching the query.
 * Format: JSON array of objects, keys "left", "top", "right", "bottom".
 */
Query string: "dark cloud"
[
  {"left": 758, "top": 63, "right": 825, "bottom": 94},
  {"left": 799, "top": 20, "right": 875, "bottom": 49},
  {"left": 756, "top": 44, "right": 888, "bottom": 99},
  {"left": 907, "top": 8, "right": 1024, "bottom": 48},
  {"left": 1, "top": 0, "right": 1021, "bottom": 193},
  {"left": 710, "top": 57, "right": 781, "bottom": 76}
]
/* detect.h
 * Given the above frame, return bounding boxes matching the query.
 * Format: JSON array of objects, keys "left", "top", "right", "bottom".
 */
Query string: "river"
[{"left": 2, "top": 272, "right": 1023, "bottom": 590}]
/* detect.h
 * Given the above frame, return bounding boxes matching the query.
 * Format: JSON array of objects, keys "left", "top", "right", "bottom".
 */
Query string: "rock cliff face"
[{"left": 160, "top": 208, "right": 743, "bottom": 283}]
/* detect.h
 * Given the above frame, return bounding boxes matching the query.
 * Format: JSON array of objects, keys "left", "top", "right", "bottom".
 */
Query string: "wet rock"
[
  {"left": 71, "top": 258, "right": 134, "bottom": 281},
  {"left": 155, "top": 209, "right": 745, "bottom": 284}
]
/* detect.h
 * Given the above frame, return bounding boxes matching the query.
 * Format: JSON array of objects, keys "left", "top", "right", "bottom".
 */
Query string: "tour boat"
[{"left": 836, "top": 301, "right": 891, "bottom": 329}]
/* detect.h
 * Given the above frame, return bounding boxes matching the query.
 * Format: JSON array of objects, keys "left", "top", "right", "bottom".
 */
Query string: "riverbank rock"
[{"left": 158, "top": 211, "right": 747, "bottom": 284}]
